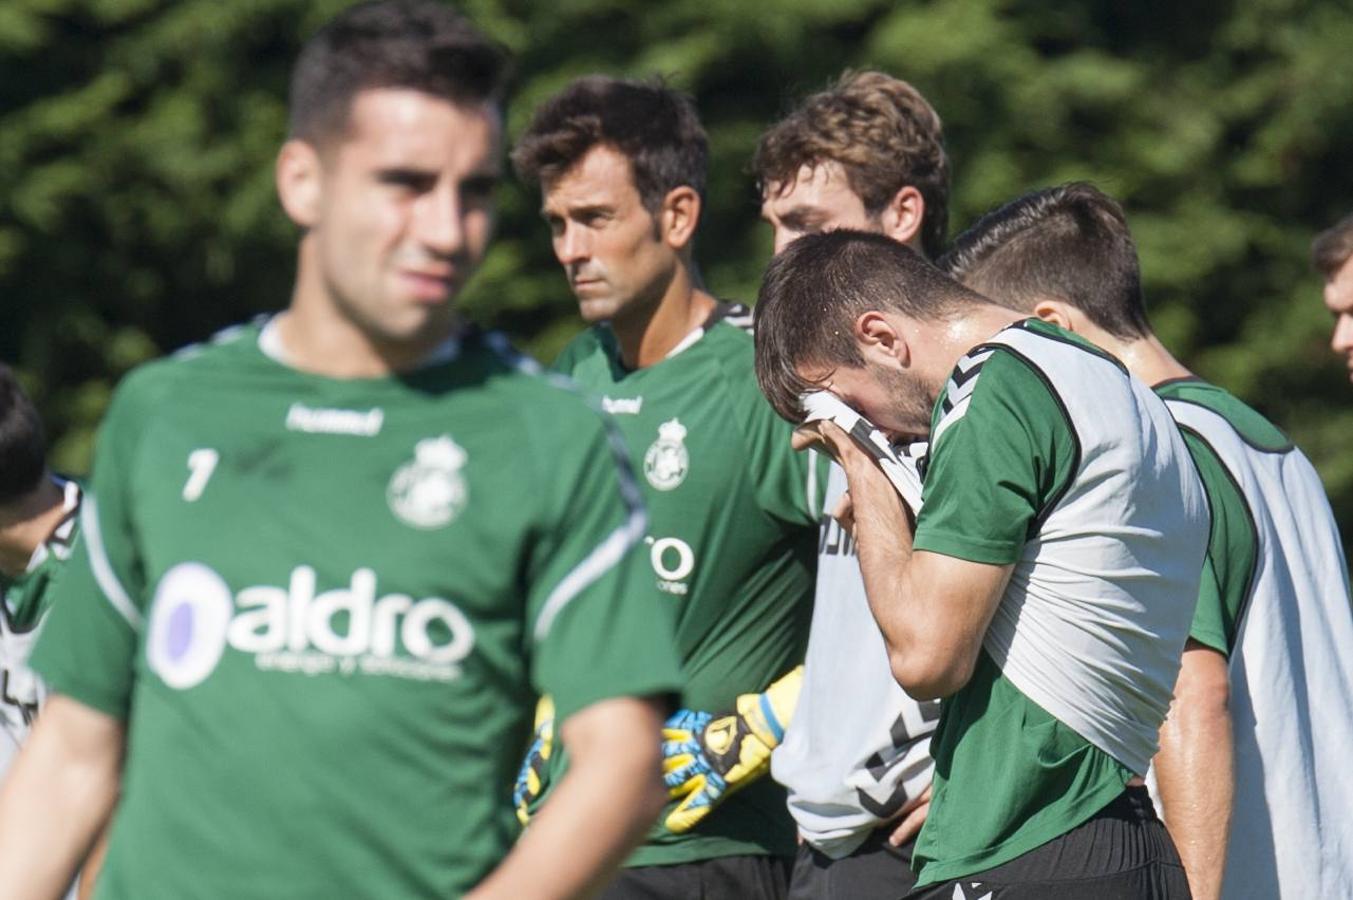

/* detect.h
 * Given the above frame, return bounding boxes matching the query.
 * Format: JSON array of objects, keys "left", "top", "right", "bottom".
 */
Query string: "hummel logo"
[
  {"left": 601, "top": 396, "right": 643, "bottom": 415},
  {"left": 285, "top": 403, "right": 384, "bottom": 436},
  {"left": 952, "top": 883, "right": 994, "bottom": 900}
]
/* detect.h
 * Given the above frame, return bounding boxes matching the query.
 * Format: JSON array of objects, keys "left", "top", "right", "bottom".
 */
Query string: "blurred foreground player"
[
  {"left": 512, "top": 77, "right": 827, "bottom": 899},
  {"left": 1312, "top": 212, "right": 1353, "bottom": 383},
  {"left": 946, "top": 183, "right": 1353, "bottom": 899},
  {"left": 0, "top": 4, "right": 682, "bottom": 898},
  {"left": 754, "top": 71, "right": 951, "bottom": 900},
  {"left": 755, "top": 231, "right": 1207, "bottom": 898}
]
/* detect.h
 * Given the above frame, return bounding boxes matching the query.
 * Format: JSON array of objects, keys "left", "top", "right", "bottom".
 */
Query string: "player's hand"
[
  {"left": 660, "top": 667, "right": 803, "bottom": 833},
  {"left": 513, "top": 695, "right": 555, "bottom": 827},
  {"left": 888, "top": 782, "right": 932, "bottom": 847}
]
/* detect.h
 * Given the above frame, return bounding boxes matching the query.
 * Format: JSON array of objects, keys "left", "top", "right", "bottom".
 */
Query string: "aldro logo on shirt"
[
  {"left": 146, "top": 562, "right": 475, "bottom": 689},
  {"left": 645, "top": 536, "right": 694, "bottom": 596}
]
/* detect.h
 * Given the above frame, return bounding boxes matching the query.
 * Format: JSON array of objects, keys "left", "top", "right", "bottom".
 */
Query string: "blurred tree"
[{"left": 2, "top": 0, "right": 1351, "bottom": 551}]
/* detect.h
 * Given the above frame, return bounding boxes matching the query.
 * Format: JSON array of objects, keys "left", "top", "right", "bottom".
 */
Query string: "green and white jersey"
[
  {"left": 1155, "top": 379, "right": 1353, "bottom": 899},
  {"left": 552, "top": 303, "right": 828, "bottom": 866},
  {"left": 910, "top": 319, "right": 1207, "bottom": 886},
  {"left": 0, "top": 477, "right": 80, "bottom": 774},
  {"left": 30, "top": 319, "right": 683, "bottom": 900}
]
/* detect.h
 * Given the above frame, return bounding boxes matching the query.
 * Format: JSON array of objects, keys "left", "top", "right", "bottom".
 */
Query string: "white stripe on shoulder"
[
  {"left": 532, "top": 506, "right": 647, "bottom": 642},
  {"left": 932, "top": 394, "right": 974, "bottom": 447},
  {"left": 81, "top": 497, "right": 143, "bottom": 630},
  {"left": 485, "top": 331, "right": 543, "bottom": 374}
]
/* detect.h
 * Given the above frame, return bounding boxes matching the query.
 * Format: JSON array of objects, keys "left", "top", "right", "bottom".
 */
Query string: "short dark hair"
[
  {"left": 1313, "top": 212, "right": 1353, "bottom": 280},
  {"left": 940, "top": 182, "right": 1150, "bottom": 341},
  {"left": 0, "top": 364, "right": 48, "bottom": 507},
  {"left": 754, "top": 229, "right": 983, "bottom": 422},
  {"left": 511, "top": 76, "right": 709, "bottom": 213},
  {"left": 753, "top": 71, "right": 950, "bottom": 259},
  {"left": 288, "top": 0, "right": 509, "bottom": 145}
]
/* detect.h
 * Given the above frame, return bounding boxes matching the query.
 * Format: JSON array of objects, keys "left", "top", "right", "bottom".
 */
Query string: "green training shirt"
[
  {"left": 551, "top": 304, "right": 827, "bottom": 866},
  {"left": 31, "top": 320, "right": 683, "bottom": 899},
  {"left": 911, "top": 320, "right": 1205, "bottom": 886}
]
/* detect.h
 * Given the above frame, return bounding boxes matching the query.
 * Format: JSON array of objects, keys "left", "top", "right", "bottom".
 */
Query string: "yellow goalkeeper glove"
[
  {"left": 512, "top": 695, "right": 555, "bottom": 827},
  {"left": 660, "top": 665, "right": 803, "bottom": 833}
]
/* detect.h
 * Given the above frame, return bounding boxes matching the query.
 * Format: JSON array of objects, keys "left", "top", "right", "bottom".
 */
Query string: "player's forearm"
[
  {"left": 0, "top": 695, "right": 123, "bottom": 900},
  {"left": 1154, "top": 645, "right": 1233, "bottom": 900},
  {"left": 468, "top": 696, "right": 666, "bottom": 900}
]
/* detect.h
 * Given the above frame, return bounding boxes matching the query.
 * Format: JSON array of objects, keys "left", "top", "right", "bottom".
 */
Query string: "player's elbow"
[{"left": 888, "top": 647, "right": 975, "bottom": 701}]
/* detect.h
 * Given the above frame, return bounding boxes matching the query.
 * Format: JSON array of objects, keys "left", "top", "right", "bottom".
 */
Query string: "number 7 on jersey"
[{"left": 182, "top": 448, "right": 220, "bottom": 502}]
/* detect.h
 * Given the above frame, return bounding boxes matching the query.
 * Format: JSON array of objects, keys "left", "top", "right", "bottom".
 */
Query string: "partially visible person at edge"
[
  {"left": 753, "top": 229, "right": 1207, "bottom": 899},
  {"left": 944, "top": 182, "right": 1353, "bottom": 900},
  {"left": 1313, "top": 212, "right": 1353, "bottom": 383},
  {"left": 0, "top": 3, "right": 683, "bottom": 898},
  {"left": 753, "top": 70, "right": 951, "bottom": 900},
  {"left": 510, "top": 75, "right": 828, "bottom": 900},
  {"left": 0, "top": 364, "right": 87, "bottom": 900}
]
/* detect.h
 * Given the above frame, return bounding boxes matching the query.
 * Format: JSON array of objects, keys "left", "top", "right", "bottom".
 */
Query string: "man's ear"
[
  {"left": 276, "top": 139, "right": 323, "bottom": 229},
  {"left": 1032, "top": 298, "right": 1076, "bottom": 331},
  {"left": 853, "top": 311, "right": 910, "bottom": 367},
  {"left": 878, "top": 185, "right": 925, "bottom": 248},
  {"left": 660, "top": 186, "right": 701, "bottom": 251}
]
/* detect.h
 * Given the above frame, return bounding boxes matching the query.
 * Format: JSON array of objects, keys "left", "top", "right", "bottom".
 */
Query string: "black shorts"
[
  {"left": 788, "top": 829, "right": 918, "bottom": 900},
  {"left": 905, "top": 787, "right": 1191, "bottom": 900},
  {"left": 598, "top": 854, "right": 791, "bottom": 900}
]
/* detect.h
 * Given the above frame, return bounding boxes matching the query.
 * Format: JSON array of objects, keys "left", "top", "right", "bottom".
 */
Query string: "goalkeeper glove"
[
  {"left": 661, "top": 665, "right": 803, "bottom": 833},
  {"left": 512, "top": 695, "right": 555, "bottom": 827}
]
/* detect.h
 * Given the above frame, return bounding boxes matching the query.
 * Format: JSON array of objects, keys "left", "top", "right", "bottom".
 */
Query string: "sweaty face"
[
  {"left": 541, "top": 145, "right": 677, "bottom": 325},
  {"left": 800, "top": 359, "right": 936, "bottom": 442},
  {"left": 761, "top": 161, "right": 882, "bottom": 255},
  {"left": 307, "top": 89, "right": 501, "bottom": 348},
  {"left": 1324, "top": 257, "right": 1353, "bottom": 383}
]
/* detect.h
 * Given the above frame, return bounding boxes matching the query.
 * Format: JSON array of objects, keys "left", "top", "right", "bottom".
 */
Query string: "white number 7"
[{"left": 183, "top": 449, "right": 220, "bottom": 502}]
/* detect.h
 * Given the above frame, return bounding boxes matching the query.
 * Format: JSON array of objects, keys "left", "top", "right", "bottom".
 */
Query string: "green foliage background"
[{"left": 3, "top": 0, "right": 1352, "bottom": 549}]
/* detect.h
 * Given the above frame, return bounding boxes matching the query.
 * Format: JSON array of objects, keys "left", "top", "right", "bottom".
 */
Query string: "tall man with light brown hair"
[
  {"left": 1312, "top": 212, "right": 1353, "bottom": 382},
  {"left": 753, "top": 71, "right": 952, "bottom": 899}
]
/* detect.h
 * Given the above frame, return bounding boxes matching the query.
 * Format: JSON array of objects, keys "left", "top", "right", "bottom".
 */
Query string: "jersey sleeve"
[
  {"left": 913, "top": 351, "right": 1077, "bottom": 565},
  {"left": 1177, "top": 428, "right": 1257, "bottom": 655},
  {"left": 29, "top": 374, "right": 157, "bottom": 719},
  {"left": 522, "top": 393, "right": 684, "bottom": 724}
]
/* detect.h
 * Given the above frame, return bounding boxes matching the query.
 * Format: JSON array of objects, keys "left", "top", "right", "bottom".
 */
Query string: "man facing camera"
[
  {"left": 0, "top": 4, "right": 682, "bottom": 898},
  {"left": 754, "top": 230, "right": 1206, "bottom": 899}
]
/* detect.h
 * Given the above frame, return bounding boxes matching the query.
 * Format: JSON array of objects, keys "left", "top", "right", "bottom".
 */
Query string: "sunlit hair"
[
  {"left": 753, "top": 71, "right": 950, "bottom": 259},
  {"left": 288, "top": 0, "right": 509, "bottom": 145},
  {"left": 940, "top": 182, "right": 1150, "bottom": 341},
  {"left": 1312, "top": 212, "right": 1353, "bottom": 280},
  {"left": 511, "top": 76, "right": 708, "bottom": 214},
  {"left": 753, "top": 230, "right": 983, "bottom": 422}
]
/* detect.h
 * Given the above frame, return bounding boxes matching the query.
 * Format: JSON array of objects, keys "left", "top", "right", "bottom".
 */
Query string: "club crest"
[
  {"left": 387, "top": 436, "right": 469, "bottom": 529},
  {"left": 644, "top": 418, "right": 690, "bottom": 491}
]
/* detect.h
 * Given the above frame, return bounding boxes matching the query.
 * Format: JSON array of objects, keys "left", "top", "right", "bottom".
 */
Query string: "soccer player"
[
  {"left": 754, "top": 229, "right": 1208, "bottom": 898},
  {"left": 511, "top": 76, "right": 827, "bottom": 899},
  {"left": 0, "top": 364, "right": 82, "bottom": 775},
  {"left": 1312, "top": 211, "right": 1353, "bottom": 383},
  {"left": 753, "top": 71, "right": 950, "bottom": 899},
  {"left": 944, "top": 183, "right": 1353, "bottom": 899},
  {"left": 0, "top": 3, "right": 684, "bottom": 898}
]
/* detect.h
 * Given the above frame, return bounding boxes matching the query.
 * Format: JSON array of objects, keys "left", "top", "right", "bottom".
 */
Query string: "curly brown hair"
[{"left": 753, "top": 71, "right": 949, "bottom": 259}]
